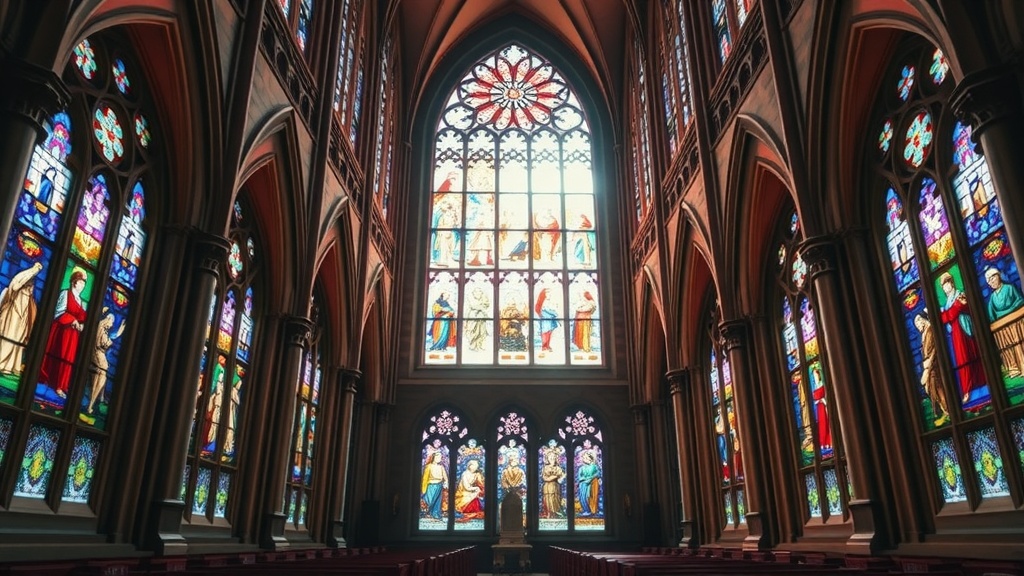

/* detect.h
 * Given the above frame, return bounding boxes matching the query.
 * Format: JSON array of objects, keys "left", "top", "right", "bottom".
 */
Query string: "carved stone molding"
[
  {"left": 1, "top": 58, "right": 70, "bottom": 141},
  {"left": 631, "top": 404, "right": 650, "bottom": 426},
  {"left": 283, "top": 315, "right": 314, "bottom": 348},
  {"left": 799, "top": 236, "right": 839, "bottom": 283},
  {"left": 371, "top": 207, "right": 394, "bottom": 265},
  {"left": 951, "top": 66, "right": 1023, "bottom": 143},
  {"left": 259, "top": 1, "right": 318, "bottom": 131},
  {"left": 718, "top": 319, "right": 750, "bottom": 352},
  {"left": 341, "top": 367, "right": 362, "bottom": 395},
  {"left": 328, "top": 117, "right": 364, "bottom": 207},
  {"left": 708, "top": 6, "right": 768, "bottom": 145},
  {"left": 666, "top": 369, "right": 690, "bottom": 395},
  {"left": 190, "top": 230, "right": 230, "bottom": 276},
  {"left": 662, "top": 128, "right": 699, "bottom": 217}
]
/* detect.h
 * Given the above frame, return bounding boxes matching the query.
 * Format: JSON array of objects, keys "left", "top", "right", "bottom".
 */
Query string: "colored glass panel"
[
  {"left": 0, "top": 235, "right": 52, "bottom": 402},
  {"left": 967, "top": 427, "right": 1010, "bottom": 498},
  {"left": 296, "top": 0, "right": 312, "bottom": 53},
  {"left": 214, "top": 471, "right": 231, "bottom": 518},
  {"left": 932, "top": 438, "right": 967, "bottom": 503},
  {"left": 111, "top": 181, "right": 146, "bottom": 290},
  {"left": 17, "top": 113, "right": 73, "bottom": 242},
  {"left": 724, "top": 492, "right": 734, "bottom": 525},
  {"left": 878, "top": 119, "right": 893, "bottom": 153},
  {"left": 736, "top": 0, "right": 751, "bottom": 28},
  {"left": 808, "top": 360, "right": 834, "bottom": 459},
  {"left": 71, "top": 174, "right": 112, "bottom": 266},
  {"left": 418, "top": 442, "right": 451, "bottom": 530},
  {"left": 805, "top": 472, "right": 821, "bottom": 518},
  {"left": 453, "top": 439, "right": 485, "bottom": 530},
  {"left": 217, "top": 291, "right": 236, "bottom": 353},
  {"left": 673, "top": 0, "right": 693, "bottom": 126},
  {"left": 792, "top": 371, "right": 814, "bottom": 467},
  {"left": 237, "top": 287, "right": 253, "bottom": 363},
  {"left": 74, "top": 39, "right": 98, "bottom": 80},
  {"left": 823, "top": 467, "right": 842, "bottom": 517},
  {"left": 899, "top": 285, "right": 953, "bottom": 430},
  {"left": 918, "top": 178, "right": 954, "bottom": 269},
  {"left": 200, "top": 354, "right": 228, "bottom": 458},
  {"left": 897, "top": 65, "right": 915, "bottom": 101},
  {"left": 0, "top": 417, "right": 11, "bottom": 468},
  {"left": 221, "top": 364, "right": 244, "bottom": 463},
  {"left": 497, "top": 441, "right": 527, "bottom": 526},
  {"left": 133, "top": 113, "right": 151, "bottom": 149},
  {"left": 227, "top": 241, "right": 242, "bottom": 280},
  {"left": 930, "top": 48, "right": 949, "bottom": 85},
  {"left": 782, "top": 298, "right": 799, "bottom": 371},
  {"left": 712, "top": 0, "right": 732, "bottom": 63},
  {"left": 790, "top": 212, "right": 800, "bottom": 235},
  {"left": 792, "top": 252, "right": 807, "bottom": 288},
  {"left": 933, "top": 265, "right": 991, "bottom": 413},
  {"left": 573, "top": 442, "right": 604, "bottom": 530},
  {"left": 736, "top": 488, "right": 746, "bottom": 524},
  {"left": 351, "top": 65, "right": 363, "bottom": 145},
  {"left": 180, "top": 465, "right": 189, "bottom": 501},
  {"left": 112, "top": 59, "right": 130, "bottom": 95},
  {"left": 15, "top": 425, "right": 60, "bottom": 498},
  {"left": 35, "top": 264, "right": 95, "bottom": 414},
  {"left": 903, "top": 110, "right": 933, "bottom": 168},
  {"left": 538, "top": 440, "right": 568, "bottom": 530},
  {"left": 800, "top": 297, "right": 819, "bottom": 360},
  {"left": 952, "top": 123, "right": 1004, "bottom": 247},
  {"left": 193, "top": 466, "right": 212, "bottom": 515},
  {"left": 885, "top": 187, "right": 920, "bottom": 292},
  {"left": 79, "top": 284, "right": 131, "bottom": 430},
  {"left": 93, "top": 104, "right": 125, "bottom": 164},
  {"left": 62, "top": 435, "right": 101, "bottom": 503},
  {"left": 1012, "top": 419, "right": 1024, "bottom": 475}
]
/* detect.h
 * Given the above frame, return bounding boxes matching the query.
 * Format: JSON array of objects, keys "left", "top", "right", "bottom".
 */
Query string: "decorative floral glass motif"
[
  {"left": 134, "top": 112, "right": 151, "bottom": 148},
  {"left": 426, "top": 43, "right": 600, "bottom": 366},
  {"left": 897, "top": 65, "right": 915, "bottom": 101},
  {"left": 878, "top": 119, "right": 893, "bottom": 153},
  {"left": 15, "top": 425, "right": 60, "bottom": 498},
  {"left": 112, "top": 59, "right": 130, "bottom": 95},
  {"left": 227, "top": 241, "right": 243, "bottom": 280},
  {"left": 930, "top": 48, "right": 949, "bottom": 85},
  {"left": 62, "top": 435, "right": 100, "bottom": 503},
  {"left": 74, "top": 39, "right": 97, "bottom": 80},
  {"left": 93, "top": 104, "right": 125, "bottom": 164},
  {"left": 0, "top": 418, "right": 11, "bottom": 468},
  {"left": 967, "top": 427, "right": 1010, "bottom": 498},
  {"left": 1012, "top": 419, "right": 1024, "bottom": 475},
  {"left": 932, "top": 438, "right": 967, "bottom": 503},
  {"left": 903, "top": 111, "right": 933, "bottom": 169},
  {"left": 805, "top": 473, "right": 821, "bottom": 518}
]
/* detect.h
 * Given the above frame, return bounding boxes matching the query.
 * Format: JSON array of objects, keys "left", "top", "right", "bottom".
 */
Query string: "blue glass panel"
[
  {"left": 967, "top": 427, "right": 1010, "bottom": 498},
  {"left": 15, "top": 425, "right": 60, "bottom": 498},
  {"left": 932, "top": 438, "right": 967, "bottom": 503},
  {"left": 63, "top": 435, "right": 101, "bottom": 503}
]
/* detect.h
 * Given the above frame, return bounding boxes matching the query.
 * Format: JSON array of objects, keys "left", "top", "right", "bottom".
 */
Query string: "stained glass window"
[
  {"left": 496, "top": 411, "right": 529, "bottom": 527},
  {"left": 872, "top": 39, "right": 1024, "bottom": 507},
  {"left": 373, "top": 37, "right": 395, "bottom": 217},
  {"left": 712, "top": 0, "right": 732, "bottom": 63},
  {"left": 707, "top": 310, "right": 745, "bottom": 528},
  {"left": 660, "top": 0, "right": 695, "bottom": 159},
  {"left": 635, "top": 38, "right": 654, "bottom": 221},
  {"left": 0, "top": 33, "right": 154, "bottom": 508},
  {"left": 183, "top": 199, "right": 259, "bottom": 522},
  {"left": 558, "top": 409, "right": 605, "bottom": 531},
  {"left": 286, "top": 301, "right": 324, "bottom": 530},
  {"left": 333, "top": 0, "right": 365, "bottom": 147},
  {"left": 278, "top": 0, "right": 315, "bottom": 56},
  {"left": 418, "top": 408, "right": 469, "bottom": 531},
  {"left": 776, "top": 210, "right": 848, "bottom": 522},
  {"left": 424, "top": 43, "right": 601, "bottom": 367}
]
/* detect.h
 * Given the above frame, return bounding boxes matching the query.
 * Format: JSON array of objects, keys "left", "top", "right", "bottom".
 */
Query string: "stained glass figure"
[
  {"left": 538, "top": 440, "right": 568, "bottom": 531},
  {"left": 932, "top": 438, "right": 967, "bottom": 503},
  {"left": 15, "top": 425, "right": 60, "bottom": 498},
  {"left": 62, "top": 435, "right": 100, "bottom": 503},
  {"left": 573, "top": 442, "right": 603, "bottom": 530},
  {"left": 35, "top": 265, "right": 95, "bottom": 414},
  {"left": 453, "top": 439, "right": 486, "bottom": 530},
  {"left": 426, "top": 43, "right": 600, "bottom": 366},
  {"left": 709, "top": 314, "right": 745, "bottom": 528}
]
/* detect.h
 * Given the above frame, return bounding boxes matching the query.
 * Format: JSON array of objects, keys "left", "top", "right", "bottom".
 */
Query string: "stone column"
[
  {"left": 631, "top": 404, "right": 659, "bottom": 544},
  {"left": 327, "top": 368, "right": 360, "bottom": 547},
  {"left": 259, "top": 315, "right": 313, "bottom": 550},
  {"left": 951, "top": 67, "right": 1024, "bottom": 275},
  {"left": 648, "top": 398, "right": 677, "bottom": 545},
  {"left": 800, "top": 237, "right": 888, "bottom": 553},
  {"left": 146, "top": 230, "right": 229, "bottom": 554},
  {"left": 667, "top": 368, "right": 699, "bottom": 548},
  {"left": 0, "top": 58, "right": 69, "bottom": 251},
  {"left": 719, "top": 319, "right": 771, "bottom": 550}
]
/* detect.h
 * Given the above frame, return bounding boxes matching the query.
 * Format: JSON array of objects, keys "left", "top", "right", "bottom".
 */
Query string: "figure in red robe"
[
  {"left": 938, "top": 272, "right": 987, "bottom": 405},
  {"left": 39, "top": 270, "right": 88, "bottom": 398}
]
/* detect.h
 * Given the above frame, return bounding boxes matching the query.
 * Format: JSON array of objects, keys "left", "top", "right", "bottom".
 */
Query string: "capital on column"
[
  {"left": 1, "top": 58, "right": 70, "bottom": 140},
  {"left": 189, "top": 229, "right": 231, "bottom": 275},
  {"left": 341, "top": 368, "right": 362, "bottom": 395},
  {"left": 283, "top": 315, "right": 314, "bottom": 348},
  {"left": 666, "top": 369, "right": 690, "bottom": 396},
  {"left": 799, "top": 236, "right": 840, "bottom": 283},
  {"left": 951, "top": 66, "right": 1022, "bottom": 141},
  {"left": 718, "top": 318, "right": 751, "bottom": 353}
]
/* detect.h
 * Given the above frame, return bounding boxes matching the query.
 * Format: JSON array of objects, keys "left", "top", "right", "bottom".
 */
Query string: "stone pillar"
[
  {"left": 800, "top": 237, "right": 887, "bottom": 553},
  {"left": 648, "top": 398, "right": 677, "bottom": 545},
  {"left": 259, "top": 315, "right": 313, "bottom": 550},
  {"left": 667, "top": 368, "right": 699, "bottom": 548},
  {"left": 146, "top": 231, "right": 229, "bottom": 554},
  {"left": 327, "top": 368, "right": 360, "bottom": 547},
  {"left": 719, "top": 319, "right": 771, "bottom": 550},
  {"left": 0, "top": 58, "right": 69, "bottom": 252},
  {"left": 951, "top": 67, "right": 1024, "bottom": 275},
  {"left": 631, "top": 404, "right": 660, "bottom": 544}
]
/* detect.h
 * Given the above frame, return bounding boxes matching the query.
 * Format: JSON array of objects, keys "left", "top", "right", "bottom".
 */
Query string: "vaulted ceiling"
[{"left": 395, "top": 0, "right": 635, "bottom": 122}]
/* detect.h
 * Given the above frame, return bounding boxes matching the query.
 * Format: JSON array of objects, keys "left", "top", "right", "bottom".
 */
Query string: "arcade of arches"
[{"left": 0, "top": 0, "right": 1023, "bottom": 569}]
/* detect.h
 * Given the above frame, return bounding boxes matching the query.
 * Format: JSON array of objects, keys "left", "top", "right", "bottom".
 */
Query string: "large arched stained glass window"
[
  {"left": 633, "top": 38, "right": 654, "bottom": 223},
  {"left": 0, "top": 33, "right": 155, "bottom": 508},
  {"left": 707, "top": 308, "right": 745, "bottom": 528},
  {"left": 776, "top": 212, "right": 850, "bottom": 522},
  {"left": 424, "top": 43, "right": 601, "bottom": 367},
  {"left": 871, "top": 39, "right": 1024, "bottom": 506},
  {"left": 182, "top": 199, "right": 259, "bottom": 522},
  {"left": 538, "top": 409, "right": 605, "bottom": 532},
  {"left": 418, "top": 408, "right": 486, "bottom": 531},
  {"left": 285, "top": 299, "right": 324, "bottom": 530}
]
